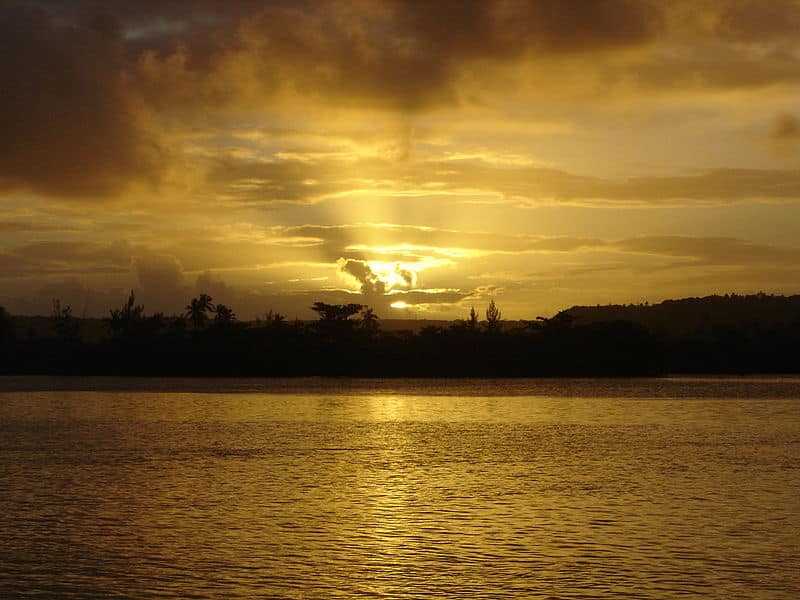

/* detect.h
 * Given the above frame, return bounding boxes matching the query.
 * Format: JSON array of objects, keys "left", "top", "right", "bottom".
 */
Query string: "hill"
[{"left": 561, "top": 293, "right": 800, "bottom": 337}]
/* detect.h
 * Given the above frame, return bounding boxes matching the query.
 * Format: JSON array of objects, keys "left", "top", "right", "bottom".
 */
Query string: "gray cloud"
[
  {"left": 0, "top": 240, "right": 134, "bottom": 278},
  {"left": 4, "top": 279, "right": 130, "bottom": 318},
  {"left": 616, "top": 235, "right": 800, "bottom": 266},
  {"left": 210, "top": 155, "right": 800, "bottom": 207},
  {"left": 0, "top": 221, "right": 75, "bottom": 233},
  {"left": 4, "top": 0, "right": 799, "bottom": 204},
  {"left": 339, "top": 259, "right": 386, "bottom": 296},
  {"left": 717, "top": 0, "right": 800, "bottom": 42},
  {"left": 134, "top": 254, "right": 191, "bottom": 314},
  {"left": 0, "top": 3, "right": 167, "bottom": 199},
  {"left": 11, "top": 0, "right": 668, "bottom": 129}
]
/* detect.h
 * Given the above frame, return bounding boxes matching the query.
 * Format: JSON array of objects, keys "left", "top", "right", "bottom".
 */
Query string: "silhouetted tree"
[
  {"left": 6, "top": 290, "right": 800, "bottom": 377},
  {"left": 485, "top": 299, "right": 501, "bottom": 332},
  {"left": 261, "top": 309, "right": 285, "bottom": 328},
  {"left": 311, "top": 302, "right": 363, "bottom": 321},
  {"left": 52, "top": 298, "right": 79, "bottom": 341},
  {"left": 468, "top": 306, "right": 479, "bottom": 330},
  {"left": 185, "top": 294, "right": 214, "bottom": 329},
  {"left": 107, "top": 290, "right": 144, "bottom": 338},
  {"left": 360, "top": 307, "right": 380, "bottom": 332},
  {"left": 214, "top": 303, "right": 236, "bottom": 327}
]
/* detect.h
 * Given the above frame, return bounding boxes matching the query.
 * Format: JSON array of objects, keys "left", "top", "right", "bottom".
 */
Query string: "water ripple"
[{"left": 1, "top": 379, "right": 799, "bottom": 598}]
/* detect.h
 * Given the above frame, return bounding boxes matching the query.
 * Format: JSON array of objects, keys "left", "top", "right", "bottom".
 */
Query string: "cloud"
[
  {"left": 13, "top": 240, "right": 133, "bottom": 264},
  {"left": 17, "top": 0, "right": 668, "bottom": 123},
  {"left": 0, "top": 221, "right": 74, "bottom": 233},
  {"left": 338, "top": 258, "right": 386, "bottom": 295},
  {"left": 0, "top": 3, "right": 167, "bottom": 199},
  {"left": 3, "top": 0, "right": 798, "bottom": 205},
  {"left": 133, "top": 254, "right": 191, "bottom": 313},
  {"left": 135, "top": 254, "right": 183, "bottom": 290},
  {"left": 3, "top": 278, "right": 130, "bottom": 318},
  {"left": 395, "top": 265, "right": 416, "bottom": 287},
  {"left": 717, "top": 0, "right": 800, "bottom": 42},
  {"left": 772, "top": 113, "right": 800, "bottom": 140},
  {"left": 194, "top": 271, "right": 238, "bottom": 305},
  {"left": 210, "top": 155, "right": 800, "bottom": 206},
  {"left": 388, "top": 288, "right": 469, "bottom": 306},
  {"left": 616, "top": 235, "right": 800, "bottom": 266},
  {"left": 0, "top": 240, "right": 134, "bottom": 278}
]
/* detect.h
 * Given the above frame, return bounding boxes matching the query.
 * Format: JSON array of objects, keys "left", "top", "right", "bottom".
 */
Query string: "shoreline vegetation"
[{"left": 1, "top": 293, "right": 799, "bottom": 377}]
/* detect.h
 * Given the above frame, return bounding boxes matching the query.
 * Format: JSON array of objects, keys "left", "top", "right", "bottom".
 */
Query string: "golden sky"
[{"left": 2, "top": 0, "right": 800, "bottom": 319}]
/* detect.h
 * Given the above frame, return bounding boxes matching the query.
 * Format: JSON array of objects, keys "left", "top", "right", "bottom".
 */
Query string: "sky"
[{"left": 2, "top": 0, "right": 800, "bottom": 320}]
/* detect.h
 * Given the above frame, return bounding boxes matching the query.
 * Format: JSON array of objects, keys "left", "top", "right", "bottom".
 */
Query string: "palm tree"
[
  {"left": 185, "top": 294, "right": 214, "bottom": 329},
  {"left": 214, "top": 303, "right": 236, "bottom": 326}
]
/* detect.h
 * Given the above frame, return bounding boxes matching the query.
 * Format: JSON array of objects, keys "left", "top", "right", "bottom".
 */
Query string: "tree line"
[{"left": 1, "top": 292, "right": 799, "bottom": 376}]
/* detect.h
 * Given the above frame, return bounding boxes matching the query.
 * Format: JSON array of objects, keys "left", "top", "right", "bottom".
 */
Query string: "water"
[{"left": 1, "top": 377, "right": 798, "bottom": 598}]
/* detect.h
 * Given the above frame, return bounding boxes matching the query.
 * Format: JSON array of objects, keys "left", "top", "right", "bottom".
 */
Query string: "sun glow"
[
  {"left": 364, "top": 261, "right": 418, "bottom": 290},
  {"left": 390, "top": 301, "right": 410, "bottom": 309}
]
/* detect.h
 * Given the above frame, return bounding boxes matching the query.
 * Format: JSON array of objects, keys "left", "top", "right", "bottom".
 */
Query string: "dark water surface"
[{"left": 1, "top": 377, "right": 798, "bottom": 598}]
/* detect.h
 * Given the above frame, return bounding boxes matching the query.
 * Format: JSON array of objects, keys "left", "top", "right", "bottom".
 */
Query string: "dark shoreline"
[
  {"left": 3, "top": 294, "right": 800, "bottom": 379},
  {"left": 2, "top": 374, "right": 799, "bottom": 398}
]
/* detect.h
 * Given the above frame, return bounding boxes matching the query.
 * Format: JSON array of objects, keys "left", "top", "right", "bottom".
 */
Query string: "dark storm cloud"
[
  {"left": 204, "top": 0, "right": 662, "bottom": 111},
  {"left": 5, "top": 0, "right": 799, "bottom": 204},
  {"left": 20, "top": 0, "right": 669, "bottom": 119},
  {"left": 0, "top": 3, "right": 166, "bottom": 198},
  {"left": 289, "top": 0, "right": 666, "bottom": 108}
]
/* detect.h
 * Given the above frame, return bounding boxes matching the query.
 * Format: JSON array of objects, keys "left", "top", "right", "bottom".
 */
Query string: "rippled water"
[{"left": 1, "top": 377, "right": 799, "bottom": 598}]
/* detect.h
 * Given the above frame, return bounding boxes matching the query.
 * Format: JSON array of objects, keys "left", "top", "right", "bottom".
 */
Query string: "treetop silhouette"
[
  {"left": 185, "top": 294, "right": 214, "bottom": 329},
  {"left": 311, "top": 302, "right": 364, "bottom": 321}
]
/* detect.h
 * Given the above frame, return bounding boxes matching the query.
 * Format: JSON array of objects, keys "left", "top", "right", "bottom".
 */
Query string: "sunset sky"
[{"left": 2, "top": 0, "right": 800, "bottom": 319}]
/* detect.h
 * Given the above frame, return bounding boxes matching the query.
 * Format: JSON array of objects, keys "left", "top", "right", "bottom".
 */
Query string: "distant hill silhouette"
[{"left": 561, "top": 293, "right": 800, "bottom": 337}]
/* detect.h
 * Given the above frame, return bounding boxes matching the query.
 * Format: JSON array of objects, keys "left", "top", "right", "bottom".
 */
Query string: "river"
[{"left": 1, "top": 377, "right": 798, "bottom": 598}]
